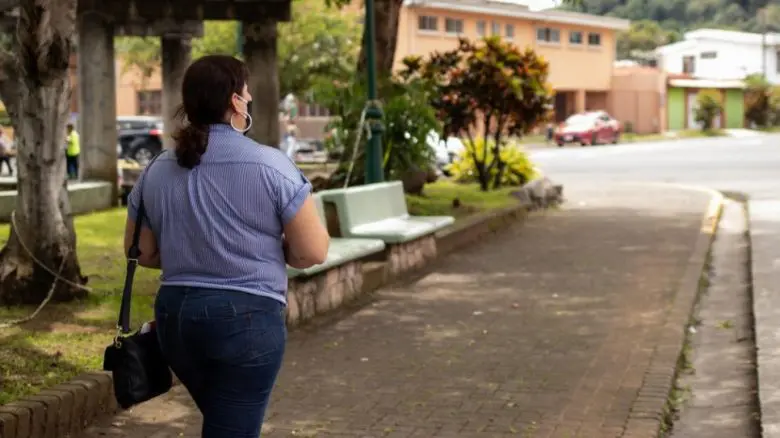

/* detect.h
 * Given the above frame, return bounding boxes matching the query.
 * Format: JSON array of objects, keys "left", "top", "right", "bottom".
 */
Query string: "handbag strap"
[{"left": 117, "top": 152, "right": 164, "bottom": 335}]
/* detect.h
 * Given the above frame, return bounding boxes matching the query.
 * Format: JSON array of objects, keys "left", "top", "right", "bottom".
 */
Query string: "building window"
[
  {"left": 418, "top": 15, "right": 438, "bottom": 31},
  {"left": 569, "top": 31, "right": 583, "bottom": 45},
  {"left": 683, "top": 55, "right": 696, "bottom": 74},
  {"left": 445, "top": 18, "right": 463, "bottom": 34},
  {"left": 476, "top": 20, "right": 486, "bottom": 36},
  {"left": 505, "top": 24, "right": 515, "bottom": 39},
  {"left": 587, "top": 32, "right": 601, "bottom": 46},
  {"left": 700, "top": 51, "right": 717, "bottom": 59},
  {"left": 536, "top": 27, "right": 560, "bottom": 43},
  {"left": 491, "top": 21, "right": 500, "bottom": 36},
  {"left": 137, "top": 90, "right": 162, "bottom": 115}
]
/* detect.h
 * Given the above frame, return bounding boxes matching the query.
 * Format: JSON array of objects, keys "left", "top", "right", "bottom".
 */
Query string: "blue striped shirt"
[{"left": 127, "top": 123, "right": 312, "bottom": 305}]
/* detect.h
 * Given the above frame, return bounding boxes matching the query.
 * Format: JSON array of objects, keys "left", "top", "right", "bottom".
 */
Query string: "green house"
[{"left": 665, "top": 78, "right": 745, "bottom": 131}]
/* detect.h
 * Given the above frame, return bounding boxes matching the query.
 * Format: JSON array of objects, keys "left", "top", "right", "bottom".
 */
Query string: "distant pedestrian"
[
  {"left": 65, "top": 123, "right": 80, "bottom": 180},
  {"left": 546, "top": 122, "right": 554, "bottom": 145},
  {"left": 0, "top": 127, "right": 12, "bottom": 176}
]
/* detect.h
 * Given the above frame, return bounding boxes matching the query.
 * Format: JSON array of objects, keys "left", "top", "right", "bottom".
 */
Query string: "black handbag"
[{"left": 103, "top": 155, "right": 172, "bottom": 409}]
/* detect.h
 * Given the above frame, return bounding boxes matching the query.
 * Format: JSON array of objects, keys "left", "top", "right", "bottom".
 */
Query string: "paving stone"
[{"left": 80, "top": 186, "right": 711, "bottom": 437}]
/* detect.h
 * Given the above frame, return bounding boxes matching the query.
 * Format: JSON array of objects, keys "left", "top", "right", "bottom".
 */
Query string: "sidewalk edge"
[{"left": 621, "top": 188, "right": 724, "bottom": 438}]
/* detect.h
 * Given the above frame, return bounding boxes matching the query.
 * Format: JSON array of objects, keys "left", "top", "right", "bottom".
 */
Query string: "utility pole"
[{"left": 760, "top": 8, "right": 767, "bottom": 78}]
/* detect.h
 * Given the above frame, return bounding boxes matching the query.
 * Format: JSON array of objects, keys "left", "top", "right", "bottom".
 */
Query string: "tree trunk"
[
  {"left": 0, "top": 0, "right": 87, "bottom": 305},
  {"left": 357, "top": 0, "right": 402, "bottom": 74},
  {"left": 243, "top": 20, "right": 281, "bottom": 147}
]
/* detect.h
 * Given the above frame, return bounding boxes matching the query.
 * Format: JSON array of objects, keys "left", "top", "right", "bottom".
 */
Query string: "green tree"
[
  {"left": 617, "top": 20, "right": 679, "bottom": 61},
  {"left": 114, "top": 21, "right": 240, "bottom": 83},
  {"left": 694, "top": 89, "right": 723, "bottom": 131},
  {"left": 0, "top": 0, "right": 87, "bottom": 304},
  {"left": 278, "top": 1, "right": 362, "bottom": 98},
  {"left": 115, "top": 1, "right": 360, "bottom": 100},
  {"left": 745, "top": 74, "right": 771, "bottom": 128},
  {"left": 317, "top": 78, "right": 439, "bottom": 189},
  {"left": 402, "top": 37, "right": 553, "bottom": 191},
  {"left": 560, "top": 0, "right": 777, "bottom": 37}
]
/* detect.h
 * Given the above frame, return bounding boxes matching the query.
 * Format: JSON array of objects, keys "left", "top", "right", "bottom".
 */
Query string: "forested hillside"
[{"left": 563, "top": 0, "right": 780, "bottom": 59}]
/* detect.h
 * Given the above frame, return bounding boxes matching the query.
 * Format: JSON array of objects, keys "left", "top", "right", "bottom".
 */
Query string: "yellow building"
[
  {"left": 106, "top": 2, "right": 629, "bottom": 131},
  {"left": 395, "top": 0, "right": 629, "bottom": 120}
]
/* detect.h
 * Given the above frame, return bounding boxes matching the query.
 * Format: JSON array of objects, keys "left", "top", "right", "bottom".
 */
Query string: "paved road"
[
  {"left": 529, "top": 134, "right": 780, "bottom": 436},
  {"left": 80, "top": 185, "right": 711, "bottom": 438}
]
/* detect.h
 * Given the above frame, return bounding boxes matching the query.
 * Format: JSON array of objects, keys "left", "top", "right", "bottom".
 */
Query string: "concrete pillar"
[
  {"left": 242, "top": 20, "right": 280, "bottom": 147},
  {"left": 575, "top": 89, "right": 586, "bottom": 113},
  {"left": 77, "top": 12, "right": 117, "bottom": 199},
  {"left": 161, "top": 36, "right": 192, "bottom": 149}
]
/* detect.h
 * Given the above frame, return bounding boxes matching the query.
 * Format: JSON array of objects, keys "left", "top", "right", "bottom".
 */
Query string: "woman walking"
[{"left": 123, "top": 55, "right": 330, "bottom": 437}]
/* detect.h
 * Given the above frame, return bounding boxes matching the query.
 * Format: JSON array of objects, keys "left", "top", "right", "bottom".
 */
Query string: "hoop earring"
[{"left": 229, "top": 112, "right": 252, "bottom": 133}]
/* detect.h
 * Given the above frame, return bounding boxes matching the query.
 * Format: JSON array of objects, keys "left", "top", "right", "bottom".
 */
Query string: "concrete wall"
[
  {"left": 666, "top": 87, "right": 685, "bottom": 131},
  {"left": 609, "top": 66, "right": 664, "bottom": 134},
  {"left": 725, "top": 89, "right": 745, "bottom": 129}
]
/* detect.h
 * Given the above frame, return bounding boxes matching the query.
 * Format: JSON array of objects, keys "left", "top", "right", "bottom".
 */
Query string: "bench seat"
[
  {"left": 287, "top": 194, "right": 386, "bottom": 278},
  {"left": 287, "top": 237, "right": 385, "bottom": 278},
  {"left": 318, "top": 181, "right": 455, "bottom": 244},
  {"left": 350, "top": 215, "right": 455, "bottom": 243}
]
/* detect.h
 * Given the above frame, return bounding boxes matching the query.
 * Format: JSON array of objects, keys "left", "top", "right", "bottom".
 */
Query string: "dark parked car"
[{"left": 117, "top": 116, "right": 164, "bottom": 165}]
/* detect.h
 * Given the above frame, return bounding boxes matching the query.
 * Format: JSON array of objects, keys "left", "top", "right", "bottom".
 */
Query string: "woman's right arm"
[{"left": 283, "top": 195, "right": 329, "bottom": 268}]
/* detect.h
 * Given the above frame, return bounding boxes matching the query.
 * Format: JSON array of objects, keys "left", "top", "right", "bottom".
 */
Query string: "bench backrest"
[
  {"left": 319, "top": 181, "right": 408, "bottom": 232},
  {"left": 312, "top": 193, "right": 327, "bottom": 226}
]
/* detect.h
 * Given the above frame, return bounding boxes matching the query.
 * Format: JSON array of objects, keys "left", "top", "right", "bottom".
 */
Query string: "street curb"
[
  {"left": 621, "top": 188, "right": 724, "bottom": 438},
  {"left": 0, "top": 202, "right": 531, "bottom": 438},
  {"left": 749, "top": 197, "right": 780, "bottom": 438}
]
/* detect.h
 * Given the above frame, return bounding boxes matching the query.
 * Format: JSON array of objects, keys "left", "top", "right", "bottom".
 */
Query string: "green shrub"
[
  {"left": 694, "top": 89, "right": 723, "bottom": 131},
  {"left": 745, "top": 74, "right": 771, "bottom": 128},
  {"left": 400, "top": 37, "right": 552, "bottom": 191},
  {"left": 769, "top": 86, "right": 780, "bottom": 126},
  {"left": 318, "top": 79, "right": 439, "bottom": 187},
  {"left": 447, "top": 138, "right": 537, "bottom": 187}
]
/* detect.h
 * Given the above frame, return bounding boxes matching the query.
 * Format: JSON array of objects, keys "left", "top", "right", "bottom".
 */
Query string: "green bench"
[
  {"left": 286, "top": 194, "right": 386, "bottom": 278},
  {"left": 318, "top": 181, "right": 455, "bottom": 244}
]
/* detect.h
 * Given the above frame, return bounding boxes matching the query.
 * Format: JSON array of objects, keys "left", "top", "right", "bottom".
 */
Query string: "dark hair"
[{"left": 173, "top": 55, "right": 249, "bottom": 169}]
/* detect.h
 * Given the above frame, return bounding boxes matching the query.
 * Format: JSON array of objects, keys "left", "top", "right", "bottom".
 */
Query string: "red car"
[{"left": 554, "top": 111, "right": 622, "bottom": 147}]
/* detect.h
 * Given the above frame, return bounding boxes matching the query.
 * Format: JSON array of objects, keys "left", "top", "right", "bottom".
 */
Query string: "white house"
[{"left": 656, "top": 29, "right": 780, "bottom": 83}]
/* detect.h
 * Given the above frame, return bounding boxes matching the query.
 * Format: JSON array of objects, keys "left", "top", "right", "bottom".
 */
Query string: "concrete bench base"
[
  {"left": 286, "top": 261, "right": 363, "bottom": 328},
  {"left": 0, "top": 181, "right": 114, "bottom": 223},
  {"left": 385, "top": 234, "right": 438, "bottom": 278}
]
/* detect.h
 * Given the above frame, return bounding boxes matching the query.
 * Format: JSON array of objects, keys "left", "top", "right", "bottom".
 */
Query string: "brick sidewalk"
[{"left": 79, "top": 185, "right": 712, "bottom": 438}]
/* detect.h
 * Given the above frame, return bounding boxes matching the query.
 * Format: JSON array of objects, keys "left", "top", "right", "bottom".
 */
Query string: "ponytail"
[{"left": 172, "top": 106, "right": 208, "bottom": 169}]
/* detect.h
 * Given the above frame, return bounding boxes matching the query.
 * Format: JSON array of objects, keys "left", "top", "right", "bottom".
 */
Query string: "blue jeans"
[
  {"left": 154, "top": 286, "right": 286, "bottom": 437},
  {"left": 66, "top": 154, "right": 79, "bottom": 179}
]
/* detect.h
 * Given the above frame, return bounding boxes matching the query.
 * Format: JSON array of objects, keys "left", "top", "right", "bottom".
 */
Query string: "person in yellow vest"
[{"left": 65, "top": 123, "right": 80, "bottom": 180}]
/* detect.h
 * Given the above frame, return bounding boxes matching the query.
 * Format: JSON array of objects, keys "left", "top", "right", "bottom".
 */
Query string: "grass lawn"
[
  {"left": 673, "top": 129, "right": 726, "bottom": 138},
  {"left": 0, "top": 179, "right": 517, "bottom": 404},
  {"left": 0, "top": 210, "right": 163, "bottom": 405},
  {"left": 518, "top": 129, "right": 726, "bottom": 147},
  {"left": 407, "top": 180, "right": 519, "bottom": 219}
]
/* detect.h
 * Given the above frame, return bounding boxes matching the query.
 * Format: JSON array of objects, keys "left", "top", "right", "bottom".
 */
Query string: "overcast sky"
[{"left": 524, "top": 0, "right": 559, "bottom": 10}]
